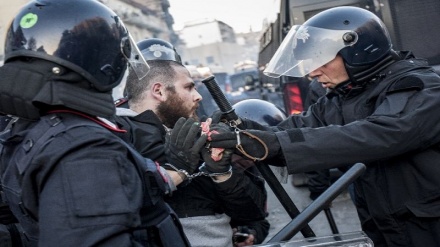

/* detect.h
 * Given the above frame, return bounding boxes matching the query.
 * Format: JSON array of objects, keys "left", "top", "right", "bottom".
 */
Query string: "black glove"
[
  {"left": 209, "top": 127, "right": 280, "bottom": 161},
  {"left": 309, "top": 191, "right": 325, "bottom": 200},
  {"left": 201, "top": 122, "right": 234, "bottom": 174},
  {"left": 306, "top": 169, "right": 330, "bottom": 200},
  {"left": 164, "top": 117, "right": 207, "bottom": 174},
  {"left": 240, "top": 117, "right": 269, "bottom": 131},
  {"left": 210, "top": 110, "right": 265, "bottom": 130},
  {"left": 201, "top": 148, "right": 234, "bottom": 174},
  {"left": 210, "top": 110, "right": 225, "bottom": 124}
]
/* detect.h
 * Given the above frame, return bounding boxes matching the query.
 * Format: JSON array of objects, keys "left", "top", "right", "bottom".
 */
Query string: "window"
[{"left": 206, "top": 56, "right": 214, "bottom": 64}]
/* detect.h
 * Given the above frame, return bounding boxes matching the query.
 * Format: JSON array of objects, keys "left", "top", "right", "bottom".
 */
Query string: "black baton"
[{"left": 201, "top": 75, "right": 316, "bottom": 238}]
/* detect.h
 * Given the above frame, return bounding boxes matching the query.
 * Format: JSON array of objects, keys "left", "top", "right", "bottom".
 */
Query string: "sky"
[{"left": 168, "top": 0, "right": 280, "bottom": 33}]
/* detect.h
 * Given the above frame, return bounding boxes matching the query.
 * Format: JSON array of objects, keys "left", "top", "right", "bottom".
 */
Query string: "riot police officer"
[
  {"left": 0, "top": 0, "right": 190, "bottom": 246},
  {"left": 209, "top": 6, "right": 440, "bottom": 246}
]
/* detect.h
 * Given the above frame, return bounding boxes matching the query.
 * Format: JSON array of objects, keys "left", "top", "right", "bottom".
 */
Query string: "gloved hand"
[
  {"left": 201, "top": 122, "right": 234, "bottom": 174},
  {"left": 201, "top": 148, "right": 234, "bottom": 174},
  {"left": 309, "top": 190, "right": 326, "bottom": 200},
  {"left": 210, "top": 110, "right": 269, "bottom": 131},
  {"left": 210, "top": 110, "right": 225, "bottom": 124},
  {"left": 164, "top": 117, "right": 207, "bottom": 174},
  {"left": 240, "top": 117, "right": 269, "bottom": 131},
  {"left": 208, "top": 126, "right": 281, "bottom": 161}
]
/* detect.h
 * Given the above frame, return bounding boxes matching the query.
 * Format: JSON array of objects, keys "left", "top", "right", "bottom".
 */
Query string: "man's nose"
[{"left": 194, "top": 90, "right": 202, "bottom": 102}]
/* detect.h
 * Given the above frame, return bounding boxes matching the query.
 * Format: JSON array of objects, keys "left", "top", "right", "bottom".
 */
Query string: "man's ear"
[{"left": 151, "top": 82, "right": 166, "bottom": 101}]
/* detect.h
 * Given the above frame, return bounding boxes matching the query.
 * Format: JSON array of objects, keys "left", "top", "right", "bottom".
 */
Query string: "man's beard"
[{"left": 157, "top": 93, "right": 199, "bottom": 128}]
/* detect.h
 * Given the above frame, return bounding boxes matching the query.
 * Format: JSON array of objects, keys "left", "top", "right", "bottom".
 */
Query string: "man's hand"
[
  {"left": 208, "top": 126, "right": 281, "bottom": 161},
  {"left": 164, "top": 117, "right": 207, "bottom": 174},
  {"left": 201, "top": 148, "right": 233, "bottom": 174},
  {"left": 209, "top": 110, "right": 268, "bottom": 130},
  {"left": 233, "top": 226, "right": 257, "bottom": 247},
  {"left": 201, "top": 122, "right": 233, "bottom": 174},
  {"left": 209, "top": 110, "right": 226, "bottom": 124}
]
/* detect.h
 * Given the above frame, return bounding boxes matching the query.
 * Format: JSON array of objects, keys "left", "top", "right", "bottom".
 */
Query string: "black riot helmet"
[
  {"left": 4, "top": 0, "right": 149, "bottom": 92},
  {"left": 233, "top": 99, "right": 287, "bottom": 127},
  {"left": 137, "top": 38, "right": 183, "bottom": 65},
  {"left": 264, "top": 6, "right": 392, "bottom": 84}
]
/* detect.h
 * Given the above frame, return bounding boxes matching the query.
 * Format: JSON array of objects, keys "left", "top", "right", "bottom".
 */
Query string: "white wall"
[
  {"left": 179, "top": 21, "right": 222, "bottom": 48},
  {"left": 181, "top": 42, "right": 247, "bottom": 74}
]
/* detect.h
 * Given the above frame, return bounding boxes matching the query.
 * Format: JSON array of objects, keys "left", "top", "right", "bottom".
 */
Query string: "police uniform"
[
  {"left": 1, "top": 112, "right": 189, "bottom": 246},
  {"left": 0, "top": 0, "right": 191, "bottom": 246},
  {"left": 274, "top": 53, "right": 440, "bottom": 246}
]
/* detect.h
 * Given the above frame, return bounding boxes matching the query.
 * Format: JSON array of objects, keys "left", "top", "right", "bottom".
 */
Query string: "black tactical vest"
[{"left": 0, "top": 112, "right": 190, "bottom": 247}]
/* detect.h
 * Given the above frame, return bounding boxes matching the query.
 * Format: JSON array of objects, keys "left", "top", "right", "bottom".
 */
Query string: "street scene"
[{"left": 0, "top": 0, "right": 440, "bottom": 246}]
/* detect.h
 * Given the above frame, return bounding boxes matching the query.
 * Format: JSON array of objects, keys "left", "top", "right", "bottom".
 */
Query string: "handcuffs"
[{"left": 164, "top": 162, "right": 232, "bottom": 182}]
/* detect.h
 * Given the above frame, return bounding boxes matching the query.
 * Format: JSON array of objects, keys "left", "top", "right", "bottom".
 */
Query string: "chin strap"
[{"left": 235, "top": 128, "right": 269, "bottom": 161}]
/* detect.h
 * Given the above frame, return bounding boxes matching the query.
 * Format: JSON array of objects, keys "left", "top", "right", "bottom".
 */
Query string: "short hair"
[{"left": 125, "top": 60, "right": 180, "bottom": 105}]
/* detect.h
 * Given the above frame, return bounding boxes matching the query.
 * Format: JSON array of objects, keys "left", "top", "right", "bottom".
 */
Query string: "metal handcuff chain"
[
  {"left": 234, "top": 127, "right": 269, "bottom": 162},
  {"left": 164, "top": 163, "right": 203, "bottom": 181}
]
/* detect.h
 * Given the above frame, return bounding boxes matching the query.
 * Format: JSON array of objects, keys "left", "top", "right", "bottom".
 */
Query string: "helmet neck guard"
[
  {"left": 333, "top": 50, "right": 400, "bottom": 96},
  {"left": 0, "top": 59, "right": 115, "bottom": 120},
  {"left": 345, "top": 51, "right": 399, "bottom": 85}
]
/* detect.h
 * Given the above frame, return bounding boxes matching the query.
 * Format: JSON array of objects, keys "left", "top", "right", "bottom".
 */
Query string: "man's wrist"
[
  {"left": 199, "top": 163, "right": 232, "bottom": 176},
  {"left": 163, "top": 163, "right": 190, "bottom": 181},
  {"left": 211, "top": 170, "right": 233, "bottom": 183}
]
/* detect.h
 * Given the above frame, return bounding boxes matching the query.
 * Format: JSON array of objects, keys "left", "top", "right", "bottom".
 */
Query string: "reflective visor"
[
  {"left": 263, "top": 25, "right": 354, "bottom": 78},
  {"left": 141, "top": 45, "right": 180, "bottom": 63},
  {"left": 121, "top": 34, "right": 150, "bottom": 80}
]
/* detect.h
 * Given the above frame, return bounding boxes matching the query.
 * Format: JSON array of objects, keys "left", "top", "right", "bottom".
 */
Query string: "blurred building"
[
  {"left": 102, "top": 0, "right": 178, "bottom": 43},
  {"left": 176, "top": 19, "right": 261, "bottom": 74},
  {"left": 0, "top": 0, "right": 28, "bottom": 62},
  {"left": 0, "top": 0, "right": 178, "bottom": 62},
  {"left": 236, "top": 31, "right": 261, "bottom": 65}
]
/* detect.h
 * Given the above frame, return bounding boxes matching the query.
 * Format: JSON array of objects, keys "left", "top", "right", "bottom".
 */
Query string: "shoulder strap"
[
  {"left": 2, "top": 113, "right": 182, "bottom": 245},
  {"left": 0, "top": 116, "right": 24, "bottom": 247},
  {"left": 0, "top": 116, "right": 18, "bottom": 156},
  {"left": 15, "top": 114, "right": 98, "bottom": 175},
  {"left": 16, "top": 112, "right": 168, "bottom": 195}
]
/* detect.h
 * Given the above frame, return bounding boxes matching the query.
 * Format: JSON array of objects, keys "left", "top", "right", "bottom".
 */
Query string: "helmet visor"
[
  {"left": 141, "top": 45, "right": 182, "bottom": 64},
  {"left": 121, "top": 34, "right": 150, "bottom": 80},
  {"left": 263, "top": 25, "right": 354, "bottom": 78}
]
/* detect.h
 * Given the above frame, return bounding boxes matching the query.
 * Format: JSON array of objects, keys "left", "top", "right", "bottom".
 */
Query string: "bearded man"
[{"left": 115, "top": 38, "right": 269, "bottom": 247}]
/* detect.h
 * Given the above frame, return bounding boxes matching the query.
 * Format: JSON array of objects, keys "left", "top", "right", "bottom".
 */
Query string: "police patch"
[{"left": 148, "top": 44, "right": 172, "bottom": 58}]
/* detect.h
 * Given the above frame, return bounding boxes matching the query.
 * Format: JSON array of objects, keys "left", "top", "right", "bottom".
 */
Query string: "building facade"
[
  {"left": 0, "top": 0, "right": 177, "bottom": 62},
  {"left": 177, "top": 19, "right": 261, "bottom": 74}
]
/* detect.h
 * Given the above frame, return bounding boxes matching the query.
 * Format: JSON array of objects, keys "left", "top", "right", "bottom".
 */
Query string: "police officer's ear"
[{"left": 151, "top": 82, "right": 165, "bottom": 100}]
